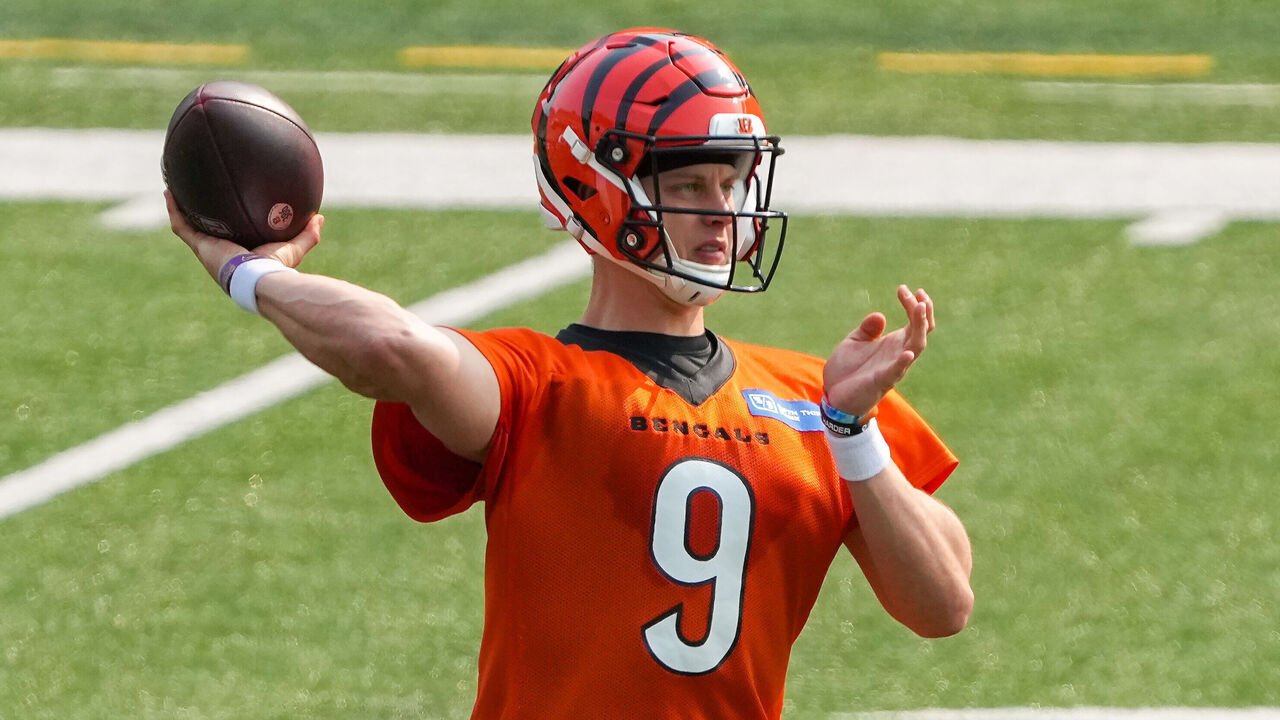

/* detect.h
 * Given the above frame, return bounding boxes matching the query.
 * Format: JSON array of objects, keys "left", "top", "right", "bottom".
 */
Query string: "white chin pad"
[
  {"left": 650, "top": 241, "right": 730, "bottom": 306},
  {"left": 669, "top": 254, "right": 731, "bottom": 288},
  {"left": 659, "top": 275, "right": 726, "bottom": 306}
]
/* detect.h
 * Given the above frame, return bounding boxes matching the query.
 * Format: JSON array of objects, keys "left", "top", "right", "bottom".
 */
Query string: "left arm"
[
  {"left": 843, "top": 465, "right": 972, "bottom": 637},
  {"left": 824, "top": 285, "right": 974, "bottom": 637}
]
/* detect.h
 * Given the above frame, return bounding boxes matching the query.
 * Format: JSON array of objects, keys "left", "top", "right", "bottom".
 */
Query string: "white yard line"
[
  {"left": 778, "top": 136, "right": 1280, "bottom": 225},
  {"left": 1124, "top": 209, "right": 1229, "bottom": 247},
  {"left": 0, "top": 240, "right": 590, "bottom": 520},
  {"left": 4, "top": 129, "right": 1279, "bottom": 244}
]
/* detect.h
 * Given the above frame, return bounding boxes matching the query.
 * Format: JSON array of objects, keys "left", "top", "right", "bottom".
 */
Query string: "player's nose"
[{"left": 699, "top": 188, "right": 735, "bottom": 221}]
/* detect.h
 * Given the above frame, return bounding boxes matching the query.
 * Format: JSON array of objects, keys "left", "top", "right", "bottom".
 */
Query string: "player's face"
[{"left": 643, "top": 162, "right": 742, "bottom": 268}]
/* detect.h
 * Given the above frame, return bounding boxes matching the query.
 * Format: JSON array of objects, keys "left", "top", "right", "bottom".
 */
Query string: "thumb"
[
  {"left": 848, "top": 312, "right": 887, "bottom": 343},
  {"left": 264, "top": 214, "right": 323, "bottom": 268}
]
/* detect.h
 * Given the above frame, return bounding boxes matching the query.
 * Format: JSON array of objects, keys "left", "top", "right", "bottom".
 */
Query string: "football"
[{"left": 162, "top": 80, "right": 324, "bottom": 249}]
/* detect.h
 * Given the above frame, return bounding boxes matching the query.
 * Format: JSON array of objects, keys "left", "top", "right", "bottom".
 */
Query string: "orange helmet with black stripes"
[{"left": 532, "top": 29, "right": 788, "bottom": 306}]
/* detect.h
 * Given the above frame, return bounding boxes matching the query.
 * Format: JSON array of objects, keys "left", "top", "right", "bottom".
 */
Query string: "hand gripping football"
[{"left": 162, "top": 80, "right": 324, "bottom": 248}]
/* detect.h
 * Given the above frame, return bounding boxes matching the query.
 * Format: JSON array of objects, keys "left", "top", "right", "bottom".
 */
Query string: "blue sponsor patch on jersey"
[{"left": 741, "top": 389, "right": 824, "bottom": 432}]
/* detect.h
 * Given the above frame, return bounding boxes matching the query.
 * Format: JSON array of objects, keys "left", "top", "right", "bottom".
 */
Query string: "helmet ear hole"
[{"left": 562, "top": 177, "right": 597, "bottom": 202}]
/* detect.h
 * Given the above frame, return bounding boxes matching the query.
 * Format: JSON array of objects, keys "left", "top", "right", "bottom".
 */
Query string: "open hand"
[
  {"left": 165, "top": 190, "right": 323, "bottom": 283},
  {"left": 822, "top": 285, "right": 935, "bottom": 418}
]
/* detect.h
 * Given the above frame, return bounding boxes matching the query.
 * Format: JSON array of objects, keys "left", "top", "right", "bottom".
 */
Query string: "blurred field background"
[{"left": 2, "top": 1, "right": 1278, "bottom": 718}]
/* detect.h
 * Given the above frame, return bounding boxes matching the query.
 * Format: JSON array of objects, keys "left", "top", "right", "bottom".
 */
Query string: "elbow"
[
  {"left": 909, "top": 585, "right": 974, "bottom": 638},
  {"left": 916, "top": 586, "right": 972, "bottom": 635}
]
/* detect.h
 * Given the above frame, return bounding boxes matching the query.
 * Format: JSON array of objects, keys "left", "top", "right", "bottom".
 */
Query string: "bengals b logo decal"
[{"left": 708, "top": 113, "right": 764, "bottom": 137}]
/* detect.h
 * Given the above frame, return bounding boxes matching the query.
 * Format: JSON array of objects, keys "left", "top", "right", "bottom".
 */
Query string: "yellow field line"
[
  {"left": 878, "top": 51, "right": 1214, "bottom": 78},
  {"left": 0, "top": 38, "right": 248, "bottom": 64},
  {"left": 398, "top": 45, "right": 570, "bottom": 70}
]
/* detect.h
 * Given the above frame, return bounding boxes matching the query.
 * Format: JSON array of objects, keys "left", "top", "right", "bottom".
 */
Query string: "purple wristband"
[{"left": 218, "top": 253, "right": 266, "bottom": 295}]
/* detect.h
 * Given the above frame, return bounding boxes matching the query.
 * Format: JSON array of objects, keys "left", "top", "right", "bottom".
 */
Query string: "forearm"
[
  {"left": 254, "top": 270, "right": 451, "bottom": 402},
  {"left": 846, "top": 464, "right": 973, "bottom": 637},
  {"left": 167, "top": 199, "right": 497, "bottom": 459}
]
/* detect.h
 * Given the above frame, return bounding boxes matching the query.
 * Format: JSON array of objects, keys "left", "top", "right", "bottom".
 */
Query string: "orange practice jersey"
[{"left": 371, "top": 327, "right": 957, "bottom": 719}]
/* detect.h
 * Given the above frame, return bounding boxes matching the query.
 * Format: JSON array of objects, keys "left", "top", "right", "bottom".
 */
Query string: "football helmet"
[{"left": 532, "top": 28, "right": 788, "bottom": 306}]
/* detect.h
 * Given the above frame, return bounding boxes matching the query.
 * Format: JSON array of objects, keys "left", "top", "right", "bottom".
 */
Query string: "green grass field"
[{"left": 3, "top": 1, "right": 1279, "bottom": 717}]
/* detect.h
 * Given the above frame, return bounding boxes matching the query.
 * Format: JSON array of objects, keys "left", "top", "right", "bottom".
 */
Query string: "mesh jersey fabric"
[{"left": 371, "top": 326, "right": 958, "bottom": 719}]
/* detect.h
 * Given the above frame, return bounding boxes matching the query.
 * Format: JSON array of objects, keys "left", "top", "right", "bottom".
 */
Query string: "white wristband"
[
  {"left": 825, "top": 417, "right": 892, "bottom": 482},
  {"left": 227, "top": 258, "right": 297, "bottom": 315}
]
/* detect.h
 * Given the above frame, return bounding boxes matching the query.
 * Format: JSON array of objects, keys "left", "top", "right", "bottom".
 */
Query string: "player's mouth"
[{"left": 689, "top": 239, "right": 730, "bottom": 265}]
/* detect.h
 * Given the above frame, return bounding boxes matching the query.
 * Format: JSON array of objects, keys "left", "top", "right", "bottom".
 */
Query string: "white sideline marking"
[
  {"left": 834, "top": 709, "right": 1280, "bottom": 720},
  {"left": 0, "top": 240, "right": 591, "bottom": 520},
  {"left": 1125, "top": 209, "right": 1229, "bottom": 246},
  {"left": 5, "top": 130, "right": 1280, "bottom": 245}
]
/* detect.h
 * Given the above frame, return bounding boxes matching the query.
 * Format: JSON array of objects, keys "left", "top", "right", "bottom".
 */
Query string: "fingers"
[
  {"left": 164, "top": 190, "right": 197, "bottom": 244},
  {"left": 883, "top": 349, "right": 917, "bottom": 388},
  {"left": 826, "top": 287, "right": 935, "bottom": 413},
  {"left": 824, "top": 347, "right": 916, "bottom": 417},
  {"left": 165, "top": 190, "right": 237, "bottom": 278},
  {"left": 896, "top": 285, "right": 935, "bottom": 354},
  {"left": 896, "top": 286, "right": 922, "bottom": 353},
  {"left": 896, "top": 286, "right": 935, "bottom": 323},
  {"left": 167, "top": 190, "right": 324, "bottom": 277},
  {"left": 862, "top": 349, "right": 916, "bottom": 399},
  {"left": 917, "top": 287, "right": 935, "bottom": 332},
  {"left": 847, "top": 286, "right": 932, "bottom": 351},
  {"left": 260, "top": 214, "right": 324, "bottom": 268}
]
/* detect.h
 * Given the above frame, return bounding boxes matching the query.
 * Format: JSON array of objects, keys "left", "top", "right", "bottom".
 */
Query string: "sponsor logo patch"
[{"left": 741, "top": 389, "right": 823, "bottom": 432}]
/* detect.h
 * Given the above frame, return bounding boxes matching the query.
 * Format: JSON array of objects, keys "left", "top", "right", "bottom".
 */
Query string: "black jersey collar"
[{"left": 555, "top": 323, "right": 736, "bottom": 406}]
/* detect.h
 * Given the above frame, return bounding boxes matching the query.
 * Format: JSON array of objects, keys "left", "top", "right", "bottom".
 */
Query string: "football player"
[{"left": 167, "top": 28, "right": 973, "bottom": 719}]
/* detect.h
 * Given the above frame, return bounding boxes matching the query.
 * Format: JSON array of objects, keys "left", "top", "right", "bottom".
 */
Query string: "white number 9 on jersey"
[{"left": 643, "top": 457, "right": 756, "bottom": 675}]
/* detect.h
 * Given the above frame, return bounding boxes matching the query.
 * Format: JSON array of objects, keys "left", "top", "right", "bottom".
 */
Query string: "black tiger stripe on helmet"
[{"left": 579, "top": 32, "right": 669, "bottom": 143}]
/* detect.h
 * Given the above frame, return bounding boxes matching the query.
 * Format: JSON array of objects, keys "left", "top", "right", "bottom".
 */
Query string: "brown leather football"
[{"left": 162, "top": 81, "right": 323, "bottom": 248}]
